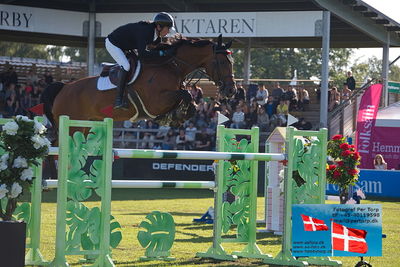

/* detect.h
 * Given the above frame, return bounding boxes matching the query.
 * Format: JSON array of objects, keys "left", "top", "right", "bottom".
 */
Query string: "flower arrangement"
[
  {"left": 0, "top": 115, "right": 50, "bottom": 221},
  {"left": 326, "top": 134, "right": 361, "bottom": 203}
]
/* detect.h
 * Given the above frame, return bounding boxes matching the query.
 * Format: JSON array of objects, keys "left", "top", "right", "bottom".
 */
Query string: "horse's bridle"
[{"left": 169, "top": 44, "right": 234, "bottom": 92}]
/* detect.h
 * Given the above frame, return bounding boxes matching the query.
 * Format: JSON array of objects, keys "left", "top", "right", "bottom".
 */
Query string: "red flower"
[
  {"left": 337, "top": 161, "right": 344, "bottom": 166},
  {"left": 352, "top": 152, "right": 361, "bottom": 160},
  {"left": 347, "top": 169, "right": 358, "bottom": 175},
  {"left": 333, "top": 170, "right": 341, "bottom": 178},
  {"left": 341, "top": 150, "right": 351, "bottom": 157},
  {"left": 328, "top": 165, "right": 336, "bottom": 171},
  {"left": 332, "top": 135, "right": 343, "bottom": 140},
  {"left": 340, "top": 143, "right": 350, "bottom": 150},
  {"left": 349, "top": 145, "right": 355, "bottom": 149}
]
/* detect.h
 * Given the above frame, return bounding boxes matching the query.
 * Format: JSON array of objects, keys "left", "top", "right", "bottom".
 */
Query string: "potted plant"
[
  {"left": 326, "top": 134, "right": 361, "bottom": 204},
  {"left": 0, "top": 115, "right": 50, "bottom": 266}
]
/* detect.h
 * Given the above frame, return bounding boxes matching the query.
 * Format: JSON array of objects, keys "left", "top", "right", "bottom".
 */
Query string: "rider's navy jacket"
[{"left": 107, "top": 21, "right": 161, "bottom": 58}]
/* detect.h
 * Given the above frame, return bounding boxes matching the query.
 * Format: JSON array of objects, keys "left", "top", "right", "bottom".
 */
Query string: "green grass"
[{"left": 34, "top": 189, "right": 400, "bottom": 266}]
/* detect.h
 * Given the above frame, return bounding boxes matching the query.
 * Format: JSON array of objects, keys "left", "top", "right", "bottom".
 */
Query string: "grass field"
[{"left": 34, "top": 189, "right": 400, "bottom": 267}]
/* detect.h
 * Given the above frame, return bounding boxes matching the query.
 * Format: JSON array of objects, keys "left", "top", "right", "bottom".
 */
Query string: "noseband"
[{"left": 212, "top": 45, "right": 235, "bottom": 93}]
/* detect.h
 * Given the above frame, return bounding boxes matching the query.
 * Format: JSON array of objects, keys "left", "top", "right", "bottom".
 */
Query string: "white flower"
[
  {"left": 31, "top": 135, "right": 51, "bottom": 150},
  {"left": 16, "top": 115, "right": 31, "bottom": 122},
  {"left": 0, "top": 184, "right": 8, "bottom": 199},
  {"left": 34, "top": 121, "right": 46, "bottom": 134},
  {"left": 9, "top": 182, "right": 22, "bottom": 198},
  {"left": 12, "top": 156, "right": 28, "bottom": 168},
  {"left": 2, "top": 121, "right": 19, "bottom": 135},
  {"left": 20, "top": 167, "right": 34, "bottom": 181},
  {"left": 0, "top": 153, "right": 9, "bottom": 171}
]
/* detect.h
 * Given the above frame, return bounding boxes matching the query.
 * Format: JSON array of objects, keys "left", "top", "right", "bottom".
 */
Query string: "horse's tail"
[{"left": 40, "top": 81, "right": 65, "bottom": 128}]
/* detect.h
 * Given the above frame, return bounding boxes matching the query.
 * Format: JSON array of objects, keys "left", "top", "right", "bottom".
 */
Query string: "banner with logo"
[
  {"left": 326, "top": 169, "right": 400, "bottom": 198},
  {"left": 292, "top": 204, "right": 382, "bottom": 257},
  {"left": 356, "top": 84, "right": 383, "bottom": 169}
]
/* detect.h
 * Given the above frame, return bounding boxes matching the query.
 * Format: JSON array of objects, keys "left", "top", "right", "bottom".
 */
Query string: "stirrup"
[{"left": 114, "top": 98, "right": 129, "bottom": 110}]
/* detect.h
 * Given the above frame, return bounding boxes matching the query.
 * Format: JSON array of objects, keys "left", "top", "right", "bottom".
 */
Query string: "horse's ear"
[
  {"left": 225, "top": 40, "right": 233, "bottom": 49},
  {"left": 217, "top": 34, "right": 222, "bottom": 47}
]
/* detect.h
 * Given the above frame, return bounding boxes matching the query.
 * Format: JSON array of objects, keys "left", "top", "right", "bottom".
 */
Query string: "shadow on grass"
[{"left": 114, "top": 257, "right": 267, "bottom": 266}]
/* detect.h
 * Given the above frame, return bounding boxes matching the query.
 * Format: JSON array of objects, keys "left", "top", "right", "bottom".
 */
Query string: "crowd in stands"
[
  {"left": 0, "top": 66, "right": 54, "bottom": 118},
  {"left": 121, "top": 81, "right": 315, "bottom": 150},
  {"left": 2, "top": 64, "right": 360, "bottom": 151}
]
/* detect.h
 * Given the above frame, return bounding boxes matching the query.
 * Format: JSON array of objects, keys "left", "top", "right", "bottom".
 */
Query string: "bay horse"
[{"left": 41, "top": 35, "right": 236, "bottom": 132}]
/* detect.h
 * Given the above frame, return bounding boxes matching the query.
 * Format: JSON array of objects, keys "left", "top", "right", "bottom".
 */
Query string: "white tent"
[{"left": 375, "top": 101, "right": 400, "bottom": 127}]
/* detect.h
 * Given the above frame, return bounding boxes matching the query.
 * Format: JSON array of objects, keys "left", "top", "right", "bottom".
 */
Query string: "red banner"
[{"left": 356, "top": 84, "right": 383, "bottom": 169}]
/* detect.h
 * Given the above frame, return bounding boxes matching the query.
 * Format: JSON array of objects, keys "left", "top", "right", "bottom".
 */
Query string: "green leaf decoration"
[
  {"left": 66, "top": 200, "right": 90, "bottom": 252},
  {"left": 85, "top": 126, "right": 106, "bottom": 156},
  {"left": 138, "top": 211, "right": 175, "bottom": 258},
  {"left": 67, "top": 169, "right": 94, "bottom": 201}
]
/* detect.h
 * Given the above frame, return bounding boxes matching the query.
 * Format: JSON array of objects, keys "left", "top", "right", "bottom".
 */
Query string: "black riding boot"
[{"left": 114, "top": 68, "right": 129, "bottom": 110}]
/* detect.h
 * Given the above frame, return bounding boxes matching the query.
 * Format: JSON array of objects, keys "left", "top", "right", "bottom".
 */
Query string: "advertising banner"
[
  {"left": 356, "top": 84, "right": 383, "bottom": 169},
  {"left": 292, "top": 204, "right": 382, "bottom": 257},
  {"left": 326, "top": 169, "right": 400, "bottom": 198}
]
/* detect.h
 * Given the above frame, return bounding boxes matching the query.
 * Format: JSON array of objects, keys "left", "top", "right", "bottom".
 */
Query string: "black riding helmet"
[{"left": 153, "top": 12, "right": 176, "bottom": 31}]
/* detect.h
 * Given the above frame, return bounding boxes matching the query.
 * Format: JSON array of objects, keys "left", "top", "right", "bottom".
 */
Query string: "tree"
[{"left": 0, "top": 42, "right": 49, "bottom": 59}]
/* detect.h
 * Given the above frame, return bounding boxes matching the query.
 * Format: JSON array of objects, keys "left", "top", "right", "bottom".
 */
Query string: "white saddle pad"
[{"left": 97, "top": 61, "right": 141, "bottom": 91}]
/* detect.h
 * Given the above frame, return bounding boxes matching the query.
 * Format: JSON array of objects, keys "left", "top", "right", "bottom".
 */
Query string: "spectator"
[
  {"left": 256, "top": 105, "right": 270, "bottom": 132},
  {"left": 255, "top": 83, "right": 268, "bottom": 106},
  {"left": 176, "top": 129, "right": 189, "bottom": 150},
  {"left": 346, "top": 71, "right": 356, "bottom": 91},
  {"left": 328, "top": 87, "right": 340, "bottom": 111},
  {"left": 276, "top": 99, "right": 289, "bottom": 126},
  {"left": 3, "top": 67, "right": 18, "bottom": 88},
  {"left": 231, "top": 106, "right": 245, "bottom": 129},
  {"left": 140, "top": 120, "right": 158, "bottom": 149},
  {"left": 26, "top": 69, "right": 38, "bottom": 86},
  {"left": 185, "top": 121, "right": 197, "bottom": 149},
  {"left": 265, "top": 96, "right": 276, "bottom": 118},
  {"left": 374, "top": 154, "right": 387, "bottom": 170},
  {"left": 285, "top": 85, "right": 298, "bottom": 111},
  {"left": 271, "top": 82, "right": 284, "bottom": 105},
  {"left": 189, "top": 84, "right": 203, "bottom": 104},
  {"left": 44, "top": 69, "right": 54, "bottom": 85},
  {"left": 162, "top": 129, "right": 176, "bottom": 150},
  {"left": 297, "top": 87, "right": 310, "bottom": 111},
  {"left": 156, "top": 125, "right": 171, "bottom": 144},
  {"left": 341, "top": 83, "right": 352, "bottom": 102},
  {"left": 30, "top": 85, "right": 41, "bottom": 106},
  {"left": 4, "top": 97, "right": 17, "bottom": 118},
  {"left": 195, "top": 128, "right": 212, "bottom": 151},
  {"left": 232, "top": 82, "right": 246, "bottom": 107},
  {"left": 245, "top": 103, "right": 258, "bottom": 128}
]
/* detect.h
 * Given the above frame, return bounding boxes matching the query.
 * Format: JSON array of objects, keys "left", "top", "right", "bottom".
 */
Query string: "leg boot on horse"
[{"left": 114, "top": 68, "right": 129, "bottom": 110}]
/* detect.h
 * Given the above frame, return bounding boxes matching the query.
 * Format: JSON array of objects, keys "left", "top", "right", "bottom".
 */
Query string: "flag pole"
[{"left": 330, "top": 219, "right": 334, "bottom": 257}]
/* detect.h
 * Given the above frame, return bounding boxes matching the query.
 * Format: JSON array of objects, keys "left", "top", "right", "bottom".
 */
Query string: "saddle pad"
[{"left": 97, "top": 61, "right": 141, "bottom": 91}]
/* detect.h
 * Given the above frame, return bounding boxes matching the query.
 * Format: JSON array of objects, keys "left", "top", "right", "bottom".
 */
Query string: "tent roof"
[{"left": 375, "top": 101, "right": 400, "bottom": 127}]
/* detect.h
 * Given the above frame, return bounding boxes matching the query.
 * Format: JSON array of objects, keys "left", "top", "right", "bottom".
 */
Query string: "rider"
[{"left": 105, "top": 12, "right": 176, "bottom": 109}]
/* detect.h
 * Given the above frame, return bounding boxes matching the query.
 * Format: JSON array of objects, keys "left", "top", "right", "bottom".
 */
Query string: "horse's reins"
[{"left": 167, "top": 44, "right": 232, "bottom": 90}]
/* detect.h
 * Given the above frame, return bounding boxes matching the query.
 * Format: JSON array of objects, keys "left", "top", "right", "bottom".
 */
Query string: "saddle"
[{"left": 100, "top": 52, "right": 138, "bottom": 85}]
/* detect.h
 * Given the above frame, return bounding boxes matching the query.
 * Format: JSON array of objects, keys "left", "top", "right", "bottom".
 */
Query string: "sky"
[{"left": 352, "top": 0, "right": 400, "bottom": 65}]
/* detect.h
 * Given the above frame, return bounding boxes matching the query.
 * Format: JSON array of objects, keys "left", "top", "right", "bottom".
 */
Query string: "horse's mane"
[{"left": 154, "top": 36, "right": 213, "bottom": 51}]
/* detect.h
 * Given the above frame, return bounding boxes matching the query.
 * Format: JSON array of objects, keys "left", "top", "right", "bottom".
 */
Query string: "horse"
[{"left": 41, "top": 35, "right": 236, "bottom": 133}]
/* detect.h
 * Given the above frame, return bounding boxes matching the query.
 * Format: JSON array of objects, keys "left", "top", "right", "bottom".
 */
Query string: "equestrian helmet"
[{"left": 153, "top": 12, "right": 175, "bottom": 30}]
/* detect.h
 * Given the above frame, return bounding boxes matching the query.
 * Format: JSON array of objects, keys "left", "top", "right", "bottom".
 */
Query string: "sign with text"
[
  {"left": 292, "top": 204, "right": 382, "bottom": 257},
  {"left": 326, "top": 169, "right": 400, "bottom": 198},
  {"left": 388, "top": 82, "right": 400, "bottom": 93}
]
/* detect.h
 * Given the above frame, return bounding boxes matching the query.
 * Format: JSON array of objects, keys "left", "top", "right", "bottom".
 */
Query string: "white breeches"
[{"left": 105, "top": 38, "right": 130, "bottom": 71}]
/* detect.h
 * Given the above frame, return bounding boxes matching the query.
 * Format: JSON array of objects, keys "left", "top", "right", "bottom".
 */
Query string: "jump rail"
[{"left": 45, "top": 180, "right": 215, "bottom": 189}]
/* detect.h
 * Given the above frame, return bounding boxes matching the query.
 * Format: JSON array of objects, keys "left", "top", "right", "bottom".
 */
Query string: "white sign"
[
  {"left": 0, "top": 4, "right": 87, "bottom": 36},
  {"left": 0, "top": 4, "right": 322, "bottom": 39}
]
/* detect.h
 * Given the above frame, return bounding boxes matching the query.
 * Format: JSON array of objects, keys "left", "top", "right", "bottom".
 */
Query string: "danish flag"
[
  {"left": 301, "top": 214, "right": 328, "bottom": 231},
  {"left": 332, "top": 222, "right": 368, "bottom": 254}
]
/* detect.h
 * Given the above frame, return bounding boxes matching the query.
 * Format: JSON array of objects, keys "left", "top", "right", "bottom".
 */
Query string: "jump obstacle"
[{"left": 0, "top": 116, "right": 342, "bottom": 266}]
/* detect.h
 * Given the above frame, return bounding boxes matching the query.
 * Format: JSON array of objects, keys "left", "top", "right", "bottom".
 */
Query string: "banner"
[
  {"left": 356, "top": 84, "right": 383, "bottom": 169},
  {"left": 292, "top": 204, "right": 382, "bottom": 257}
]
